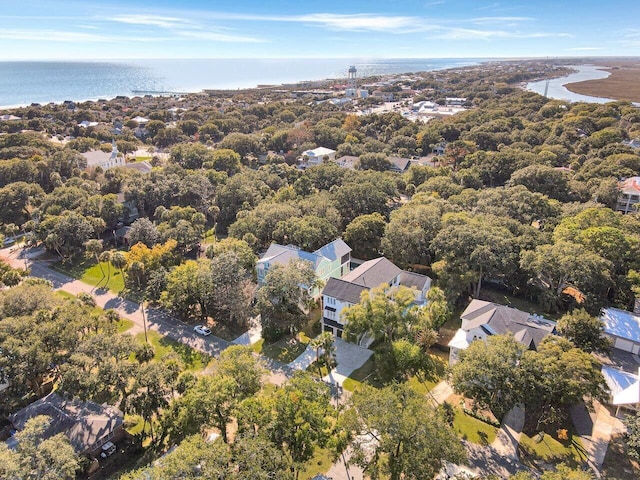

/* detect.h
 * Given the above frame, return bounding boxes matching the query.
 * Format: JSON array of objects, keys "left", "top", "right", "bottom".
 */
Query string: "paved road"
[{"left": 1, "top": 247, "right": 231, "bottom": 357}]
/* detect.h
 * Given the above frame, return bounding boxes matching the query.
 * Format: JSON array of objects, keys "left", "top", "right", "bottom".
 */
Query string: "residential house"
[
  {"left": 601, "top": 307, "right": 640, "bottom": 354},
  {"left": 256, "top": 239, "right": 351, "bottom": 299},
  {"left": 388, "top": 156, "right": 411, "bottom": 173},
  {"left": 446, "top": 97, "right": 467, "bottom": 106},
  {"left": 82, "top": 142, "right": 125, "bottom": 171},
  {"left": 116, "top": 193, "right": 139, "bottom": 225},
  {"left": 334, "top": 155, "right": 359, "bottom": 169},
  {"left": 0, "top": 114, "right": 22, "bottom": 121},
  {"left": 298, "top": 147, "right": 336, "bottom": 169},
  {"left": 601, "top": 366, "right": 640, "bottom": 415},
  {"left": 7, "top": 393, "right": 124, "bottom": 457},
  {"left": 447, "top": 300, "right": 556, "bottom": 365},
  {"left": 615, "top": 177, "right": 640, "bottom": 214},
  {"left": 321, "top": 257, "right": 432, "bottom": 339}
]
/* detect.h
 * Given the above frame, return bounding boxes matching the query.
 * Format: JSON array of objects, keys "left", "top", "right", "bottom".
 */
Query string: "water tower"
[
  {"left": 346, "top": 66, "right": 357, "bottom": 98},
  {"left": 347, "top": 65, "right": 357, "bottom": 89}
]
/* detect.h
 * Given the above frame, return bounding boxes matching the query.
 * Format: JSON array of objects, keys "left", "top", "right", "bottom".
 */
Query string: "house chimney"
[{"left": 634, "top": 298, "right": 640, "bottom": 315}]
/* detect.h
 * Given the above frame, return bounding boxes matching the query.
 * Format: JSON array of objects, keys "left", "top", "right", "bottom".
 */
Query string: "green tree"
[
  {"left": 128, "top": 218, "right": 159, "bottom": 248},
  {"left": 343, "top": 212, "right": 386, "bottom": 260},
  {"left": 84, "top": 238, "right": 104, "bottom": 277},
  {"left": 268, "top": 372, "right": 332, "bottom": 477},
  {"left": 624, "top": 410, "right": 640, "bottom": 462},
  {"left": 520, "top": 241, "right": 613, "bottom": 312},
  {"left": 345, "top": 383, "right": 465, "bottom": 480},
  {"left": 121, "top": 434, "right": 232, "bottom": 480},
  {"left": 217, "top": 345, "right": 264, "bottom": 398},
  {"left": 519, "top": 336, "right": 609, "bottom": 428},
  {"left": 432, "top": 213, "right": 517, "bottom": 298},
  {"left": 205, "top": 148, "right": 242, "bottom": 175},
  {"left": 256, "top": 259, "right": 318, "bottom": 339},
  {"left": 205, "top": 237, "right": 256, "bottom": 271},
  {"left": 343, "top": 285, "right": 427, "bottom": 345},
  {"left": 557, "top": 308, "right": 612, "bottom": 353},
  {"left": 4, "top": 415, "right": 79, "bottom": 480},
  {"left": 451, "top": 335, "right": 525, "bottom": 420}
]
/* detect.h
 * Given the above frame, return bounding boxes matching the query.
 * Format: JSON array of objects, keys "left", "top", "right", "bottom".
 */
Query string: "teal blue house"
[{"left": 256, "top": 239, "right": 352, "bottom": 298}]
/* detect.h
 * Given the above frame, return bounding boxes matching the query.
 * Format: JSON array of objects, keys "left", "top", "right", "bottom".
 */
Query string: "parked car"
[
  {"left": 100, "top": 441, "right": 116, "bottom": 458},
  {"left": 194, "top": 325, "right": 211, "bottom": 336}
]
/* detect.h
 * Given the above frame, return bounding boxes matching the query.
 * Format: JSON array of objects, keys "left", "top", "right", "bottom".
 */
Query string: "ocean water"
[{"left": 0, "top": 58, "right": 482, "bottom": 109}]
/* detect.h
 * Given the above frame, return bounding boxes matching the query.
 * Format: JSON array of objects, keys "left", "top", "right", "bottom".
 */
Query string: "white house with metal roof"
[
  {"left": 601, "top": 307, "right": 640, "bottom": 354},
  {"left": 321, "top": 257, "right": 431, "bottom": 340},
  {"left": 601, "top": 366, "right": 640, "bottom": 414},
  {"left": 298, "top": 147, "right": 336, "bottom": 169},
  {"left": 256, "top": 239, "right": 351, "bottom": 299},
  {"left": 81, "top": 141, "right": 124, "bottom": 171}
]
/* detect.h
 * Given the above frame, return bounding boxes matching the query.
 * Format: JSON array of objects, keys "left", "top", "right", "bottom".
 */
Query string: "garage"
[
  {"left": 602, "top": 307, "right": 640, "bottom": 353},
  {"left": 614, "top": 337, "right": 635, "bottom": 353}
]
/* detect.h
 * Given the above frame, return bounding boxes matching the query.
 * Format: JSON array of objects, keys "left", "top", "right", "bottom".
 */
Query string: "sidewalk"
[
  {"left": 571, "top": 401, "right": 626, "bottom": 476},
  {"left": 491, "top": 405, "right": 525, "bottom": 460}
]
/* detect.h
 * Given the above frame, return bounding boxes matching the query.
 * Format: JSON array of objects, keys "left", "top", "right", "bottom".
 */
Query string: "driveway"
[{"left": 322, "top": 337, "right": 373, "bottom": 387}]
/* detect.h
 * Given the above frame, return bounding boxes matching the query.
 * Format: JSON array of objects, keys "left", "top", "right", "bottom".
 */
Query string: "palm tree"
[
  {"left": 309, "top": 335, "right": 324, "bottom": 378},
  {"left": 111, "top": 251, "right": 127, "bottom": 288},
  {"left": 85, "top": 239, "right": 104, "bottom": 277},
  {"left": 318, "top": 331, "right": 336, "bottom": 371},
  {"left": 99, "top": 250, "right": 112, "bottom": 280}
]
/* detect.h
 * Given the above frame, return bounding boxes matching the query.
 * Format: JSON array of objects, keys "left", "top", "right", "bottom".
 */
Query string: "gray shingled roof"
[
  {"left": 342, "top": 257, "right": 402, "bottom": 288},
  {"left": 322, "top": 277, "right": 367, "bottom": 304},
  {"left": 9, "top": 393, "right": 124, "bottom": 455},
  {"left": 462, "top": 299, "right": 556, "bottom": 350},
  {"left": 398, "top": 271, "right": 430, "bottom": 291},
  {"left": 314, "top": 238, "right": 351, "bottom": 262}
]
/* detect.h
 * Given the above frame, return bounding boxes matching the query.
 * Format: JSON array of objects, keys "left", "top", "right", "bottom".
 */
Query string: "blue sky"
[{"left": 1, "top": 0, "right": 639, "bottom": 59}]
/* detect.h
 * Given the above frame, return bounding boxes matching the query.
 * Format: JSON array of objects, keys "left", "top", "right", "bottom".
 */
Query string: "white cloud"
[
  {"left": 112, "top": 14, "right": 197, "bottom": 29},
  {"left": 0, "top": 29, "right": 163, "bottom": 43},
  {"left": 176, "top": 30, "right": 265, "bottom": 43},
  {"left": 430, "top": 27, "right": 571, "bottom": 40},
  {"left": 470, "top": 16, "right": 534, "bottom": 25},
  {"left": 567, "top": 47, "right": 602, "bottom": 51},
  {"left": 294, "top": 13, "right": 428, "bottom": 32}
]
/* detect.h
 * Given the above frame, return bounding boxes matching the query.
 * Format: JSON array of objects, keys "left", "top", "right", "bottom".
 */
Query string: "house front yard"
[
  {"left": 252, "top": 334, "right": 309, "bottom": 364},
  {"left": 453, "top": 407, "right": 499, "bottom": 445},
  {"left": 135, "top": 330, "right": 212, "bottom": 371},
  {"left": 52, "top": 257, "right": 125, "bottom": 293},
  {"left": 518, "top": 429, "right": 587, "bottom": 468}
]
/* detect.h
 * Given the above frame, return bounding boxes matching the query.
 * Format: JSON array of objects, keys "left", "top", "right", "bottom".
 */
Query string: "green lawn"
[
  {"left": 253, "top": 335, "right": 308, "bottom": 363},
  {"left": 52, "top": 257, "right": 125, "bottom": 293},
  {"left": 453, "top": 408, "right": 498, "bottom": 445},
  {"left": 136, "top": 330, "right": 211, "bottom": 371},
  {"left": 299, "top": 447, "right": 335, "bottom": 480},
  {"left": 519, "top": 430, "right": 587, "bottom": 467},
  {"left": 342, "top": 348, "right": 449, "bottom": 393}
]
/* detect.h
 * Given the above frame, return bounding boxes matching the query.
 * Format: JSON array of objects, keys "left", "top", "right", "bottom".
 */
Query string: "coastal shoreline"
[{"left": 564, "top": 62, "right": 640, "bottom": 103}]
